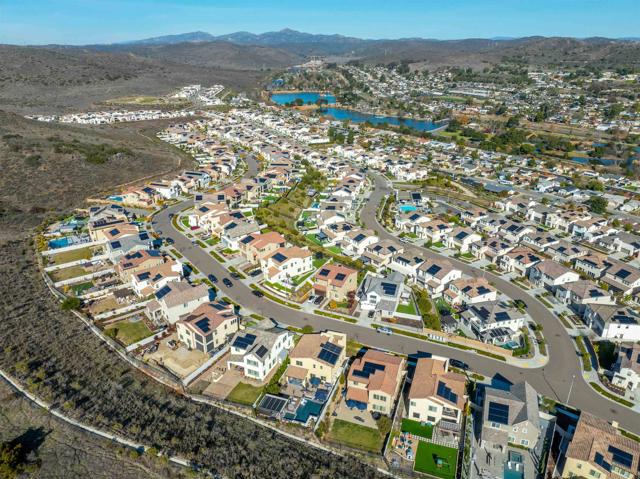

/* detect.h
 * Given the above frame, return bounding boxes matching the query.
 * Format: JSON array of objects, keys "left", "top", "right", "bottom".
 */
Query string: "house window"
[
  {"left": 412, "top": 412, "right": 420, "bottom": 419},
  {"left": 410, "top": 401, "right": 416, "bottom": 407},
  {"left": 589, "top": 470, "right": 601, "bottom": 478},
  {"left": 491, "top": 422, "right": 501, "bottom": 429},
  {"left": 428, "top": 405, "right": 438, "bottom": 412},
  {"left": 520, "top": 439, "right": 529, "bottom": 447},
  {"left": 427, "top": 416, "right": 436, "bottom": 422},
  {"left": 295, "top": 360, "right": 303, "bottom": 367}
]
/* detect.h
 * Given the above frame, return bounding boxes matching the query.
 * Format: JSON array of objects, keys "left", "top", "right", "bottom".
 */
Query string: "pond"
[
  {"left": 318, "top": 107, "right": 442, "bottom": 132},
  {"left": 569, "top": 156, "right": 617, "bottom": 166},
  {"left": 271, "top": 91, "right": 336, "bottom": 105}
]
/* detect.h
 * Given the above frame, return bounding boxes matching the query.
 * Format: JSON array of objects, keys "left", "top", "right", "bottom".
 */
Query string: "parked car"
[
  {"left": 207, "top": 274, "right": 218, "bottom": 283},
  {"left": 377, "top": 327, "right": 393, "bottom": 335},
  {"left": 165, "top": 238, "right": 174, "bottom": 245},
  {"left": 230, "top": 271, "right": 242, "bottom": 280},
  {"left": 367, "top": 310, "right": 375, "bottom": 319},
  {"left": 223, "top": 278, "right": 233, "bottom": 287},
  {"left": 252, "top": 290, "right": 264, "bottom": 298},
  {"left": 313, "top": 295, "right": 324, "bottom": 305},
  {"left": 307, "top": 295, "right": 317, "bottom": 303},
  {"left": 249, "top": 269, "right": 261, "bottom": 277},
  {"left": 450, "top": 359, "right": 469, "bottom": 370}
]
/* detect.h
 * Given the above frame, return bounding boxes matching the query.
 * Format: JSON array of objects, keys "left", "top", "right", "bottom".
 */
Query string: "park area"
[{"left": 414, "top": 441, "right": 458, "bottom": 479}]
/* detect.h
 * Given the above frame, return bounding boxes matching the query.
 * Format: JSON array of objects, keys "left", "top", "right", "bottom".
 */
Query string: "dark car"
[
  {"left": 230, "top": 272, "right": 242, "bottom": 280},
  {"left": 165, "top": 237, "right": 174, "bottom": 245},
  {"left": 252, "top": 290, "right": 264, "bottom": 297},
  {"left": 313, "top": 295, "right": 324, "bottom": 305},
  {"left": 249, "top": 269, "right": 261, "bottom": 277},
  {"left": 450, "top": 359, "right": 469, "bottom": 370},
  {"left": 207, "top": 274, "right": 218, "bottom": 284},
  {"left": 223, "top": 278, "right": 233, "bottom": 287}
]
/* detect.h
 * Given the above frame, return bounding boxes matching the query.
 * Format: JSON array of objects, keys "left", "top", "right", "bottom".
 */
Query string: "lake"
[
  {"left": 270, "top": 92, "right": 336, "bottom": 105},
  {"left": 569, "top": 156, "right": 617, "bottom": 166},
  {"left": 318, "top": 107, "right": 441, "bottom": 132}
]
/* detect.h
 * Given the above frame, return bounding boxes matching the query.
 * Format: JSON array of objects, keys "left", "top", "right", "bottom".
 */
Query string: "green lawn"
[
  {"left": 431, "top": 241, "right": 445, "bottom": 248},
  {"left": 70, "top": 281, "right": 94, "bottom": 296},
  {"left": 50, "top": 246, "right": 93, "bottom": 265},
  {"left": 414, "top": 441, "right": 458, "bottom": 479},
  {"left": 226, "top": 382, "right": 263, "bottom": 406},
  {"left": 327, "top": 419, "right": 385, "bottom": 452},
  {"left": 49, "top": 265, "right": 87, "bottom": 282},
  {"left": 312, "top": 257, "right": 328, "bottom": 268},
  {"left": 105, "top": 320, "right": 154, "bottom": 346},
  {"left": 327, "top": 245, "right": 342, "bottom": 254},
  {"left": 291, "top": 269, "right": 315, "bottom": 286},
  {"left": 205, "top": 237, "right": 220, "bottom": 246},
  {"left": 401, "top": 418, "right": 433, "bottom": 439},
  {"left": 396, "top": 301, "right": 418, "bottom": 316},
  {"left": 306, "top": 233, "right": 324, "bottom": 246}
]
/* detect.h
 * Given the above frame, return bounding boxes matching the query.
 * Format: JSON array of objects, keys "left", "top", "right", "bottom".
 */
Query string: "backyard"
[
  {"left": 401, "top": 418, "right": 433, "bottom": 439},
  {"left": 396, "top": 301, "right": 418, "bottom": 316},
  {"left": 414, "top": 441, "right": 458, "bottom": 479},
  {"left": 104, "top": 319, "right": 154, "bottom": 346},
  {"left": 49, "top": 265, "right": 88, "bottom": 282},
  {"left": 327, "top": 419, "right": 386, "bottom": 453},
  {"left": 49, "top": 246, "right": 94, "bottom": 265},
  {"left": 225, "top": 382, "right": 263, "bottom": 406}
]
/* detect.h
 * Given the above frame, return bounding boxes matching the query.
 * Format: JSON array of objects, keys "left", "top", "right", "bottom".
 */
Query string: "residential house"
[
  {"left": 358, "top": 271, "right": 406, "bottom": 317},
  {"left": 601, "top": 260, "right": 640, "bottom": 296},
  {"left": 362, "top": 240, "right": 404, "bottom": 270},
  {"left": 445, "top": 277, "right": 498, "bottom": 307},
  {"left": 285, "top": 331, "right": 347, "bottom": 387},
  {"left": 498, "top": 247, "right": 542, "bottom": 276},
  {"left": 176, "top": 301, "right": 239, "bottom": 354},
  {"left": 238, "top": 231, "right": 287, "bottom": 265},
  {"left": 145, "top": 281, "right": 210, "bottom": 325},
  {"left": 407, "top": 357, "right": 467, "bottom": 427},
  {"left": 583, "top": 304, "right": 640, "bottom": 341},
  {"left": 416, "top": 259, "right": 463, "bottom": 297},
  {"left": 480, "top": 381, "right": 541, "bottom": 451},
  {"left": 313, "top": 264, "right": 358, "bottom": 302},
  {"left": 342, "top": 228, "right": 379, "bottom": 256},
  {"left": 574, "top": 253, "right": 611, "bottom": 279},
  {"left": 560, "top": 412, "right": 640, "bottom": 479},
  {"left": 528, "top": 260, "right": 580, "bottom": 292},
  {"left": 115, "top": 249, "right": 165, "bottom": 281},
  {"left": 447, "top": 227, "right": 481, "bottom": 253},
  {"left": 461, "top": 301, "right": 527, "bottom": 345},
  {"left": 611, "top": 343, "right": 640, "bottom": 392},
  {"left": 554, "top": 280, "right": 615, "bottom": 315},
  {"left": 346, "top": 349, "right": 405, "bottom": 415},
  {"left": 131, "top": 258, "right": 183, "bottom": 297},
  {"left": 227, "top": 328, "right": 294, "bottom": 382},
  {"left": 105, "top": 232, "right": 153, "bottom": 262},
  {"left": 260, "top": 246, "right": 313, "bottom": 285}
]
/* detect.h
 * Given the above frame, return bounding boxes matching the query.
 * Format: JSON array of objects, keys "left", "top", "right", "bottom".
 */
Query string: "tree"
[
  {"left": 61, "top": 297, "right": 81, "bottom": 310},
  {"left": 587, "top": 196, "right": 608, "bottom": 214}
]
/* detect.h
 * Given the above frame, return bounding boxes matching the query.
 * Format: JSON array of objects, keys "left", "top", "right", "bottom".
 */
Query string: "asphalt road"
[
  {"left": 361, "top": 173, "right": 640, "bottom": 431},
  {"left": 153, "top": 156, "right": 640, "bottom": 433}
]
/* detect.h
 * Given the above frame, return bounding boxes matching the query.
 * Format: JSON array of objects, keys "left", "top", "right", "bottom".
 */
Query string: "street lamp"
[{"left": 566, "top": 374, "right": 576, "bottom": 405}]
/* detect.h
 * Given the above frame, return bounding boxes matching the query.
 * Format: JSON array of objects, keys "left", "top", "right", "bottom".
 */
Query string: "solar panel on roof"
[
  {"left": 334, "top": 273, "right": 346, "bottom": 281},
  {"left": 318, "top": 349, "right": 339, "bottom": 365},
  {"left": 426, "top": 264, "right": 442, "bottom": 275},
  {"left": 319, "top": 268, "right": 330, "bottom": 277},
  {"left": 156, "top": 284, "right": 172, "bottom": 299},
  {"left": 195, "top": 318, "right": 211, "bottom": 334},
  {"left": 616, "top": 269, "right": 631, "bottom": 279},
  {"left": 487, "top": 402, "right": 510, "bottom": 425},
  {"left": 436, "top": 381, "right": 459, "bottom": 404},
  {"left": 381, "top": 282, "right": 397, "bottom": 296},
  {"left": 258, "top": 394, "right": 287, "bottom": 416},
  {"left": 495, "top": 311, "right": 511, "bottom": 322},
  {"left": 139, "top": 233, "right": 149, "bottom": 240},
  {"left": 608, "top": 446, "right": 633, "bottom": 468},
  {"left": 256, "top": 345, "right": 269, "bottom": 358},
  {"left": 322, "top": 342, "right": 343, "bottom": 355},
  {"left": 273, "top": 252, "right": 287, "bottom": 262},
  {"left": 111, "top": 240, "right": 122, "bottom": 249}
]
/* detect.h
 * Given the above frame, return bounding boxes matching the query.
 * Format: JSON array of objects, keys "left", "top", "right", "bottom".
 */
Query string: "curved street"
[{"left": 152, "top": 156, "right": 640, "bottom": 434}]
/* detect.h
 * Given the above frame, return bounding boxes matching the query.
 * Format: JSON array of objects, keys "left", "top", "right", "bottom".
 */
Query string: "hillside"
[
  {"left": 0, "top": 110, "right": 193, "bottom": 238},
  {"left": 0, "top": 45, "right": 277, "bottom": 114}
]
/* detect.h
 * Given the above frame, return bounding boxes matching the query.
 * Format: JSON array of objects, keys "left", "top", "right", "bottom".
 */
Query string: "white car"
[{"left": 377, "top": 327, "right": 393, "bottom": 335}]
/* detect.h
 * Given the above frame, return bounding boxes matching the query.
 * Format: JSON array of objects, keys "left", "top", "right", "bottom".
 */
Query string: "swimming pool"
[
  {"left": 108, "top": 195, "right": 123, "bottom": 202},
  {"left": 399, "top": 205, "right": 417, "bottom": 213},
  {"left": 285, "top": 399, "right": 323, "bottom": 424},
  {"left": 48, "top": 237, "right": 72, "bottom": 249}
]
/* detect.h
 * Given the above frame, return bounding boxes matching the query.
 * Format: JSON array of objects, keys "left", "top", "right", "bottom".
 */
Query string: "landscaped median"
[
  {"left": 371, "top": 325, "right": 507, "bottom": 362},
  {"left": 249, "top": 284, "right": 301, "bottom": 310},
  {"left": 314, "top": 309, "right": 357, "bottom": 323},
  {"left": 589, "top": 382, "right": 633, "bottom": 407},
  {"left": 209, "top": 250, "right": 226, "bottom": 263}
]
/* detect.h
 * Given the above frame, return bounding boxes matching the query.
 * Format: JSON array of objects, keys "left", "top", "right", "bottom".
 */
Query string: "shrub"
[{"left": 61, "top": 297, "right": 81, "bottom": 310}]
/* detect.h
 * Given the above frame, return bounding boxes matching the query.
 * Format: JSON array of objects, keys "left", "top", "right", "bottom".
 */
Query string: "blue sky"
[{"left": 0, "top": 0, "right": 638, "bottom": 45}]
